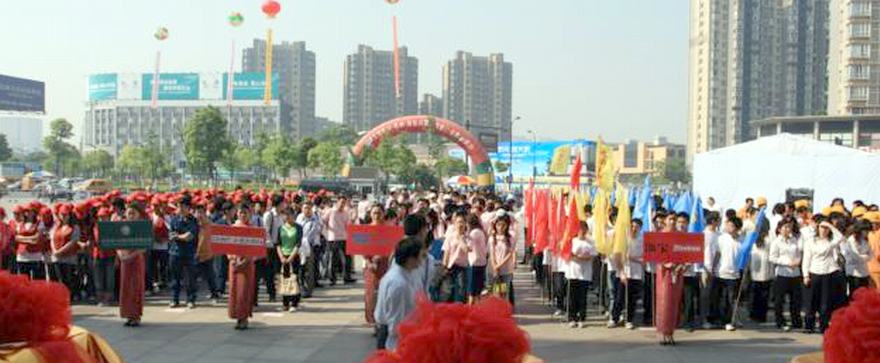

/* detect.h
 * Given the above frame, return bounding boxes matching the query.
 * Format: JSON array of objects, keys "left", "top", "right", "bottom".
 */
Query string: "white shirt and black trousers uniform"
[
  {"left": 623, "top": 235, "right": 646, "bottom": 326},
  {"left": 565, "top": 237, "right": 597, "bottom": 323},
  {"left": 802, "top": 224, "right": 846, "bottom": 334},
  {"left": 841, "top": 235, "right": 870, "bottom": 301},
  {"left": 769, "top": 235, "right": 804, "bottom": 330},
  {"left": 714, "top": 233, "right": 742, "bottom": 326},
  {"left": 748, "top": 241, "right": 774, "bottom": 323}
]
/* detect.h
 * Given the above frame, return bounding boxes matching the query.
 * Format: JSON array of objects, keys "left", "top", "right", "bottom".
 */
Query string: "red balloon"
[{"left": 262, "top": 0, "right": 281, "bottom": 18}]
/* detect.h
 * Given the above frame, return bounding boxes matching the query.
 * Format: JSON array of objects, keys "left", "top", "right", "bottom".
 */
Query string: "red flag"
[
  {"left": 534, "top": 190, "right": 549, "bottom": 252},
  {"left": 554, "top": 193, "right": 566, "bottom": 255},
  {"left": 549, "top": 192, "right": 558, "bottom": 253},
  {"left": 560, "top": 195, "right": 580, "bottom": 261},
  {"left": 524, "top": 184, "right": 534, "bottom": 246},
  {"left": 570, "top": 153, "right": 582, "bottom": 191}
]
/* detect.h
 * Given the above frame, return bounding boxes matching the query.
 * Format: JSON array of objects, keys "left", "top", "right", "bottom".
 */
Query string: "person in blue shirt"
[{"left": 168, "top": 195, "right": 200, "bottom": 309}]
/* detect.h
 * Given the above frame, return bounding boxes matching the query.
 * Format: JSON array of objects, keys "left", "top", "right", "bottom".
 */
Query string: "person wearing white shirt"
[
  {"left": 565, "top": 222, "right": 597, "bottom": 328},
  {"left": 840, "top": 224, "right": 871, "bottom": 300},
  {"left": 714, "top": 216, "right": 743, "bottom": 331},
  {"left": 675, "top": 212, "right": 701, "bottom": 331},
  {"left": 374, "top": 239, "right": 423, "bottom": 351},
  {"left": 748, "top": 220, "right": 773, "bottom": 323},
  {"left": 622, "top": 219, "right": 646, "bottom": 330},
  {"left": 769, "top": 218, "right": 804, "bottom": 331},
  {"left": 702, "top": 212, "right": 722, "bottom": 328},
  {"left": 802, "top": 220, "right": 846, "bottom": 334},
  {"left": 605, "top": 223, "right": 622, "bottom": 327}
]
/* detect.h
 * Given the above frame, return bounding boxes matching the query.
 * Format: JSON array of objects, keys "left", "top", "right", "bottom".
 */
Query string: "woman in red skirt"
[
  {"left": 118, "top": 197, "right": 148, "bottom": 327},
  {"left": 229, "top": 203, "right": 257, "bottom": 330},
  {"left": 655, "top": 211, "right": 685, "bottom": 345},
  {"left": 363, "top": 205, "right": 390, "bottom": 327}
]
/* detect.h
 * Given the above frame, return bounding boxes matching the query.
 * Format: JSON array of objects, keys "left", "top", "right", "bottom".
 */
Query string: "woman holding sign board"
[
  {"left": 363, "top": 205, "right": 390, "bottom": 327},
  {"left": 229, "top": 203, "right": 257, "bottom": 330},
  {"left": 118, "top": 196, "right": 148, "bottom": 327}
]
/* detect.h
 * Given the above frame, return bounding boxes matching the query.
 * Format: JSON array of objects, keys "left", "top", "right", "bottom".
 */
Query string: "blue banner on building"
[
  {"left": 0, "top": 74, "right": 45, "bottom": 113},
  {"left": 142, "top": 73, "right": 200, "bottom": 100},
  {"left": 450, "top": 140, "right": 594, "bottom": 177},
  {"left": 88, "top": 74, "right": 118, "bottom": 101},
  {"left": 222, "top": 73, "right": 278, "bottom": 100}
]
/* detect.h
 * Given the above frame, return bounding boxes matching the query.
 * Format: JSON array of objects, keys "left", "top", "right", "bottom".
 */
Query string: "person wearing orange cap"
[
  {"left": 51, "top": 205, "right": 80, "bottom": 300},
  {"left": 0, "top": 207, "right": 13, "bottom": 271},
  {"left": 229, "top": 202, "right": 257, "bottom": 330},
  {"left": 15, "top": 205, "right": 47, "bottom": 280},
  {"left": 117, "top": 200, "right": 148, "bottom": 326},
  {"left": 91, "top": 207, "right": 116, "bottom": 306}
]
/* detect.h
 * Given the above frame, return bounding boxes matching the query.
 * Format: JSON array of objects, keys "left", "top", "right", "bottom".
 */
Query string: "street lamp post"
[{"left": 526, "top": 130, "right": 537, "bottom": 182}]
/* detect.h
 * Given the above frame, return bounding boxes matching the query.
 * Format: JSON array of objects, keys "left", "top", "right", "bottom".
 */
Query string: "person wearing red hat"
[
  {"left": 229, "top": 202, "right": 257, "bottom": 330},
  {"left": 148, "top": 197, "right": 170, "bottom": 293},
  {"left": 0, "top": 207, "right": 14, "bottom": 271},
  {"left": 91, "top": 207, "right": 116, "bottom": 306},
  {"left": 15, "top": 206, "right": 47, "bottom": 280},
  {"left": 51, "top": 205, "right": 80, "bottom": 300},
  {"left": 117, "top": 200, "right": 148, "bottom": 326}
]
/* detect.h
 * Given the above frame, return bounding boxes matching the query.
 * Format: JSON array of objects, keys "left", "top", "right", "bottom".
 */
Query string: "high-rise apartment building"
[
  {"left": 343, "top": 45, "right": 418, "bottom": 133},
  {"left": 242, "top": 39, "right": 316, "bottom": 139},
  {"left": 443, "top": 51, "right": 513, "bottom": 141},
  {"left": 828, "top": 0, "right": 880, "bottom": 115},
  {"left": 419, "top": 94, "right": 443, "bottom": 117},
  {"left": 687, "top": 0, "right": 829, "bottom": 163}
]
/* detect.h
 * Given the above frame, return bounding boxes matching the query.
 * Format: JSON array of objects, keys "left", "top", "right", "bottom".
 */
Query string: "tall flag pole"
[
  {"left": 228, "top": 12, "right": 244, "bottom": 108},
  {"left": 393, "top": 16, "right": 401, "bottom": 98},
  {"left": 151, "top": 51, "right": 161, "bottom": 109},
  {"left": 261, "top": 1, "right": 281, "bottom": 106}
]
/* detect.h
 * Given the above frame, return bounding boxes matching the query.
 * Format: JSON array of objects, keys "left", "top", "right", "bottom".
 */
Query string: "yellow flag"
[
  {"left": 594, "top": 138, "right": 616, "bottom": 192},
  {"left": 593, "top": 190, "right": 609, "bottom": 255},
  {"left": 612, "top": 184, "right": 630, "bottom": 256},
  {"left": 549, "top": 145, "right": 571, "bottom": 175},
  {"left": 575, "top": 192, "right": 587, "bottom": 221}
]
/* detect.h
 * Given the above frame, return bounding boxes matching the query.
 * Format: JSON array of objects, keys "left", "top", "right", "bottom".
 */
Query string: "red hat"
[
  {"left": 13, "top": 205, "right": 24, "bottom": 214},
  {"left": 58, "top": 204, "right": 72, "bottom": 216},
  {"left": 97, "top": 208, "right": 111, "bottom": 217},
  {"left": 0, "top": 207, "right": 6, "bottom": 218}
]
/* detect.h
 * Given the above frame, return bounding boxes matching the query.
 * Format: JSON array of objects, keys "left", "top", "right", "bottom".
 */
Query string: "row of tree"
[{"left": 27, "top": 107, "right": 470, "bottom": 188}]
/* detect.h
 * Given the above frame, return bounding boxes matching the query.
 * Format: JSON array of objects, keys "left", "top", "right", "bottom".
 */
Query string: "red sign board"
[
  {"left": 346, "top": 224, "right": 405, "bottom": 256},
  {"left": 205, "top": 224, "right": 267, "bottom": 258},
  {"left": 644, "top": 232, "right": 704, "bottom": 264}
]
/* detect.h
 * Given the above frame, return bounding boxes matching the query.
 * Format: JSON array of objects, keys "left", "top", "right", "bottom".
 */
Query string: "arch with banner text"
[{"left": 342, "top": 115, "right": 495, "bottom": 187}]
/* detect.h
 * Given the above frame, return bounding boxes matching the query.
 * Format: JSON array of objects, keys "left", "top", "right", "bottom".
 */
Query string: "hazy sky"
[{"left": 1, "top": 0, "right": 688, "bottom": 143}]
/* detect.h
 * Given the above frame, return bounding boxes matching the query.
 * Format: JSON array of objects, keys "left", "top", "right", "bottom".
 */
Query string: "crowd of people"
[
  {"left": 4, "top": 184, "right": 880, "bottom": 350},
  {"left": 528, "top": 195, "right": 880, "bottom": 341},
  {"left": 0, "top": 187, "right": 524, "bottom": 337}
]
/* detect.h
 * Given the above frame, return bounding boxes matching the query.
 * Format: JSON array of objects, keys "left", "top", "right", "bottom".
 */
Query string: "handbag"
[
  {"left": 276, "top": 266, "right": 300, "bottom": 296},
  {"left": 492, "top": 276, "right": 508, "bottom": 298}
]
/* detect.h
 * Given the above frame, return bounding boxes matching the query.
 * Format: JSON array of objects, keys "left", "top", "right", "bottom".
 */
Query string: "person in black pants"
[
  {"left": 769, "top": 218, "right": 803, "bottom": 331},
  {"left": 168, "top": 196, "right": 200, "bottom": 308},
  {"left": 803, "top": 221, "right": 848, "bottom": 334},
  {"left": 683, "top": 273, "right": 701, "bottom": 330}
]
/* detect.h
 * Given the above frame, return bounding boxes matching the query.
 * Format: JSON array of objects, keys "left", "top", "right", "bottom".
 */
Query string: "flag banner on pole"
[
  {"left": 264, "top": 28, "right": 274, "bottom": 105},
  {"left": 735, "top": 207, "right": 767, "bottom": 271},
  {"left": 611, "top": 184, "right": 630, "bottom": 256}
]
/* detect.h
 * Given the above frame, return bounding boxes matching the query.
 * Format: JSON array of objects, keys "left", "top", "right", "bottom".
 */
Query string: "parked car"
[{"left": 73, "top": 179, "right": 112, "bottom": 195}]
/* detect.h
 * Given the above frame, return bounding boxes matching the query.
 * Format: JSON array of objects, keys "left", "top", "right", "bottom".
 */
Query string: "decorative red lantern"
[{"left": 262, "top": 0, "right": 281, "bottom": 19}]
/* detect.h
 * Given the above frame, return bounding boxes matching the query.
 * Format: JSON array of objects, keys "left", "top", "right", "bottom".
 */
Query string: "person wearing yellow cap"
[
  {"left": 756, "top": 197, "right": 767, "bottom": 208},
  {"left": 866, "top": 213, "right": 880, "bottom": 288},
  {"left": 841, "top": 220, "right": 871, "bottom": 301}
]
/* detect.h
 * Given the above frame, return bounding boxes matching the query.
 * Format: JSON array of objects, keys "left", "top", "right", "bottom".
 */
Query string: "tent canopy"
[{"left": 693, "top": 133, "right": 880, "bottom": 212}]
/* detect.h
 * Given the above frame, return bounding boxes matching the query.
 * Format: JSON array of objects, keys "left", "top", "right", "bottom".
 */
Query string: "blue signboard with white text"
[
  {"left": 222, "top": 73, "right": 278, "bottom": 100},
  {"left": 88, "top": 74, "right": 118, "bottom": 101},
  {"left": 450, "top": 140, "right": 595, "bottom": 177},
  {"left": 0, "top": 74, "right": 45, "bottom": 112},
  {"left": 142, "top": 73, "right": 200, "bottom": 100}
]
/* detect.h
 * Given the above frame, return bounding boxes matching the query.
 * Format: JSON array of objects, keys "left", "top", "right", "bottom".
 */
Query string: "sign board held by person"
[
  {"left": 644, "top": 232, "right": 704, "bottom": 264},
  {"left": 205, "top": 224, "right": 267, "bottom": 258},
  {"left": 346, "top": 224, "right": 405, "bottom": 256}
]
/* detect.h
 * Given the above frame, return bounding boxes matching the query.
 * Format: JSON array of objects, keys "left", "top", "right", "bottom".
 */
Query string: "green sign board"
[{"left": 97, "top": 220, "right": 154, "bottom": 250}]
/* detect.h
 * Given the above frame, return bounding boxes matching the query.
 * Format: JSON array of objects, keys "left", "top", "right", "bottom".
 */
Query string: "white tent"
[{"left": 693, "top": 133, "right": 880, "bottom": 211}]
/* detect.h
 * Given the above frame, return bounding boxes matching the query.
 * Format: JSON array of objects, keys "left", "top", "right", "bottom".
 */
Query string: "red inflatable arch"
[{"left": 344, "top": 115, "right": 495, "bottom": 187}]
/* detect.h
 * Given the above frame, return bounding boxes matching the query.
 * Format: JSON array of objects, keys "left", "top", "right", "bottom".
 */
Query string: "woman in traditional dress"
[
  {"left": 229, "top": 203, "right": 257, "bottom": 330},
  {"left": 117, "top": 198, "right": 148, "bottom": 327}
]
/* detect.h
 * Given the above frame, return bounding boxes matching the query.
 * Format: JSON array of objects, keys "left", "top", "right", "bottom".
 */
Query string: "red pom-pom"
[
  {"left": 380, "top": 296, "right": 531, "bottom": 363},
  {"left": 824, "top": 288, "right": 880, "bottom": 363},
  {"left": 363, "top": 350, "right": 399, "bottom": 363},
  {"left": 0, "top": 271, "right": 72, "bottom": 344}
]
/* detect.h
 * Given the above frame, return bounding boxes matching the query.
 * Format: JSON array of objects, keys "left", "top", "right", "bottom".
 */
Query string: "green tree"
[
  {"left": 222, "top": 143, "right": 261, "bottom": 182},
  {"left": 183, "top": 107, "right": 232, "bottom": 179},
  {"left": 316, "top": 125, "right": 359, "bottom": 145},
  {"left": 0, "top": 133, "right": 12, "bottom": 162},
  {"left": 653, "top": 159, "right": 691, "bottom": 185},
  {"left": 434, "top": 156, "right": 468, "bottom": 179},
  {"left": 293, "top": 137, "right": 318, "bottom": 178},
  {"left": 398, "top": 163, "right": 439, "bottom": 189},
  {"left": 43, "top": 118, "right": 78, "bottom": 176},
  {"left": 308, "top": 142, "right": 344, "bottom": 177},
  {"left": 261, "top": 134, "right": 297, "bottom": 181},
  {"left": 115, "top": 145, "right": 142, "bottom": 179},
  {"left": 141, "top": 131, "right": 173, "bottom": 183},
  {"left": 364, "top": 137, "right": 417, "bottom": 183},
  {"left": 81, "top": 150, "right": 114, "bottom": 177}
]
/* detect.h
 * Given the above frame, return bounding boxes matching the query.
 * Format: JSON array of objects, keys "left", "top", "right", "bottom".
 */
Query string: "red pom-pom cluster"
[
  {"left": 364, "top": 296, "right": 531, "bottom": 363},
  {"left": 0, "top": 271, "right": 72, "bottom": 344},
  {"left": 824, "top": 288, "right": 880, "bottom": 363}
]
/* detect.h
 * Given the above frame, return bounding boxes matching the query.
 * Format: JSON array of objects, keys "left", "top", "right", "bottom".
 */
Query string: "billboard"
[
  {"left": 450, "top": 139, "right": 595, "bottom": 177},
  {"left": 88, "top": 74, "right": 118, "bottom": 101},
  {"left": 222, "top": 73, "right": 279, "bottom": 100},
  {"left": 142, "top": 73, "right": 200, "bottom": 100},
  {"left": 0, "top": 74, "right": 45, "bottom": 112}
]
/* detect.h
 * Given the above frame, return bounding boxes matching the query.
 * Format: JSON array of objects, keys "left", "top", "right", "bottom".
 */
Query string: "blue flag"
[
  {"left": 735, "top": 207, "right": 767, "bottom": 271},
  {"left": 673, "top": 191, "right": 692, "bottom": 214},
  {"left": 662, "top": 190, "right": 673, "bottom": 210},
  {"left": 633, "top": 175, "right": 652, "bottom": 220},
  {"left": 688, "top": 196, "right": 706, "bottom": 233}
]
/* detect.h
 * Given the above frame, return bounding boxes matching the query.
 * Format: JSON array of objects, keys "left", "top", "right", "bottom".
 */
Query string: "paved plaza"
[{"left": 71, "top": 267, "right": 823, "bottom": 363}]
